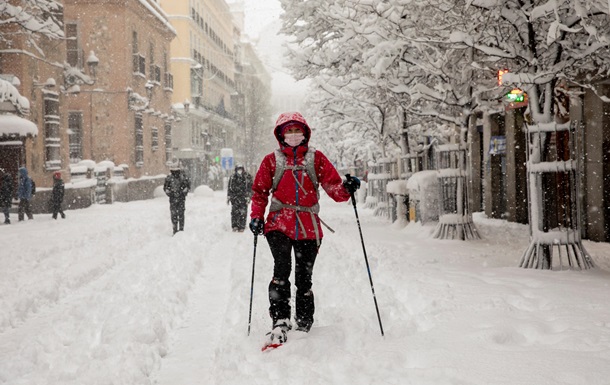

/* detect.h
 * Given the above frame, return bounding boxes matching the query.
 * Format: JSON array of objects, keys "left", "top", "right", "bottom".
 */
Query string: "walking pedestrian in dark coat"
[
  {"left": 163, "top": 165, "right": 191, "bottom": 235},
  {"left": 50, "top": 171, "right": 66, "bottom": 219},
  {"left": 17, "top": 167, "right": 34, "bottom": 221},
  {"left": 1, "top": 171, "right": 13, "bottom": 224},
  {"left": 227, "top": 164, "right": 252, "bottom": 232}
]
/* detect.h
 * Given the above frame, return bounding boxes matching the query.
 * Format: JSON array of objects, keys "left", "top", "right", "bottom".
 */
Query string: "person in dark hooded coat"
[
  {"left": 163, "top": 164, "right": 191, "bottom": 235},
  {"left": 1, "top": 171, "right": 13, "bottom": 224},
  {"left": 227, "top": 165, "right": 252, "bottom": 232},
  {"left": 17, "top": 167, "right": 34, "bottom": 221},
  {"left": 50, "top": 171, "right": 66, "bottom": 219}
]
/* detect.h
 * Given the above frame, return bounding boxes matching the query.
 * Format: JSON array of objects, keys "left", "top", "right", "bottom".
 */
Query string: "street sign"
[
  {"left": 221, "top": 156, "right": 233, "bottom": 170},
  {"left": 220, "top": 148, "right": 234, "bottom": 170}
]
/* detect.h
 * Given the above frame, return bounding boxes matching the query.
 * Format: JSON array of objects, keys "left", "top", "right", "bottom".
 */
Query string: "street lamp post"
[{"left": 86, "top": 51, "right": 99, "bottom": 79}]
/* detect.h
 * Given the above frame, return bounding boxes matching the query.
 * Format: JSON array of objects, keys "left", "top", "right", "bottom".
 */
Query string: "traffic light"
[
  {"left": 505, "top": 89, "right": 525, "bottom": 103},
  {"left": 497, "top": 69, "right": 509, "bottom": 86},
  {"left": 504, "top": 88, "right": 528, "bottom": 110}
]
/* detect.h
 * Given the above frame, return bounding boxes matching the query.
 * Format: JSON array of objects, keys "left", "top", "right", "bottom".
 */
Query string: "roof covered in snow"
[{"left": 0, "top": 114, "right": 38, "bottom": 137}]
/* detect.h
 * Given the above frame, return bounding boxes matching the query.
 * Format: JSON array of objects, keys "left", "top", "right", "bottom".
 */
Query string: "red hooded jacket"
[{"left": 250, "top": 112, "right": 351, "bottom": 240}]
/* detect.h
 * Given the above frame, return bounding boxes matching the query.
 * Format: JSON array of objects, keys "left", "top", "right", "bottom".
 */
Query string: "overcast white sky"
[
  {"left": 238, "top": 0, "right": 309, "bottom": 113},
  {"left": 243, "top": 0, "right": 282, "bottom": 38}
]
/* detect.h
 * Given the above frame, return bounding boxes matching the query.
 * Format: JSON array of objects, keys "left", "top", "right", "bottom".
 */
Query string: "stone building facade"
[
  {"left": 161, "top": 0, "right": 239, "bottom": 188},
  {"left": 0, "top": 0, "right": 176, "bottom": 190}
]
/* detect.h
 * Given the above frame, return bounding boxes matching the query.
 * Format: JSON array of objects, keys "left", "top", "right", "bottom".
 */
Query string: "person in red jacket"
[{"left": 250, "top": 111, "right": 360, "bottom": 346}]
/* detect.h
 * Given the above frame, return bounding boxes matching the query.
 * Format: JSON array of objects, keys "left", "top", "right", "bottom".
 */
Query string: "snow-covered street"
[{"left": 2, "top": 188, "right": 610, "bottom": 385}]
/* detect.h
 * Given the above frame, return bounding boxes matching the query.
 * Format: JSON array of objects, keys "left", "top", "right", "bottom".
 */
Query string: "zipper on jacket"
[{"left": 293, "top": 147, "right": 299, "bottom": 240}]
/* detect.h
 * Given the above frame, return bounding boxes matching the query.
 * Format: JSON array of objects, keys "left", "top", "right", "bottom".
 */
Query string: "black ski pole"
[
  {"left": 247, "top": 234, "right": 258, "bottom": 336},
  {"left": 346, "top": 174, "right": 384, "bottom": 337}
]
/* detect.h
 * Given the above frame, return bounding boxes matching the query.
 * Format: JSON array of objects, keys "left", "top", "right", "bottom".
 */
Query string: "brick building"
[{"left": 1, "top": 0, "right": 176, "bottom": 191}]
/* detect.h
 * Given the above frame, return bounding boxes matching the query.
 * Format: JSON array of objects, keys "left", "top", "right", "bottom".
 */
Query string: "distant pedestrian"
[
  {"left": 1, "top": 171, "right": 13, "bottom": 224},
  {"left": 17, "top": 167, "right": 34, "bottom": 221},
  {"left": 207, "top": 162, "right": 223, "bottom": 191},
  {"left": 50, "top": 171, "right": 66, "bottom": 219},
  {"left": 227, "top": 164, "right": 252, "bottom": 232},
  {"left": 163, "top": 164, "right": 191, "bottom": 235}
]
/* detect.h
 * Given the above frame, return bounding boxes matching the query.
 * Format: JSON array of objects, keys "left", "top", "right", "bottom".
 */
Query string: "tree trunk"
[
  {"left": 432, "top": 126, "right": 480, "bottom": 241},
  {"left": 519, "top": 120, "right": 594, "bottom": 270}
]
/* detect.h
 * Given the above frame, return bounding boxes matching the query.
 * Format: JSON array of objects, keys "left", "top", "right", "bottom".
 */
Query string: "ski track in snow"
[{"left": 2, "top": 190, "right": 610, "bottom": 385}]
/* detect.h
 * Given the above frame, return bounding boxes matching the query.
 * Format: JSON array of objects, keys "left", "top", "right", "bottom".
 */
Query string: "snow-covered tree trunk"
[
  {"left": 519, "top": 120, "right": 594, "bottom": 270},
  {"left": 432, "top": 138, "right": 480, "bottom": 240}
]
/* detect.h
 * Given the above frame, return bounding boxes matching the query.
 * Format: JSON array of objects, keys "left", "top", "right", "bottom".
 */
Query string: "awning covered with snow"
[{"left": 0, "top": 113, "right": 38, "bottom": 137}]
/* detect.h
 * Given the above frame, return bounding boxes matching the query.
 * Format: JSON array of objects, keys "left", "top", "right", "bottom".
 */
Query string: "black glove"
[
  {"left": 343, "top": 174, "right": 361, "bottom": 195},
  {"left": 249, "top": 218, "right": 264, "bottom": 235}
]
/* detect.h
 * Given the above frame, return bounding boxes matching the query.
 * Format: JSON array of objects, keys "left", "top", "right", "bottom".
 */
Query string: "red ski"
[{"left": 261, "top": 342, "right": 283, "bottom": 352}]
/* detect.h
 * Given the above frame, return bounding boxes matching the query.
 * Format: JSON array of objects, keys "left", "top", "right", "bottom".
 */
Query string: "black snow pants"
[
  {"left": 266, "top": 231, "right": 319, "bottom": 328},
  {"left": 18, "top": 199, "right": 33, "bottom": 221},
  {"left": 170, "top": 199, "right": 185, "bottom": 233},
  {"left": 230, "top": 199, "right": 248, "bottom": 230},
  {"left": 51, "top": 201, "right": 65, "bottom": 219}
]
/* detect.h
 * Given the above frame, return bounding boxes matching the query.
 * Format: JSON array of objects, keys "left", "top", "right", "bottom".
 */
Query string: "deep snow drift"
[{"left": 2, "top": 187, "right": 610, "bottom": 385}]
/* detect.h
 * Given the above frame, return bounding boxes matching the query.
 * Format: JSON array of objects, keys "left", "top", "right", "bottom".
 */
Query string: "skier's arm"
[
  {"left": 315, "top": 151, "right": 350, "bottom": 202},
  {"left": 250, "top": 154, "right": 275, "bottom": 220}
]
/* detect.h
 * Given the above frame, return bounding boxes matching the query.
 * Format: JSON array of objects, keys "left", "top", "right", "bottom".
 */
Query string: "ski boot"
[
  {"left": 295, "top": 320, "right": 312, "bottom": 333},
  {"left": 262, "top": 319, "right": 291, "bottom": 351}
]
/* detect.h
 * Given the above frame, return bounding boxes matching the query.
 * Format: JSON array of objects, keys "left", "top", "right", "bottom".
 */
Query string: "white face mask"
[
  {"left": 237, "top": 169, "right": 243, "bottom": 174},
  {"left": 284, "top": 133, "right": 305, "bottom": 147}
]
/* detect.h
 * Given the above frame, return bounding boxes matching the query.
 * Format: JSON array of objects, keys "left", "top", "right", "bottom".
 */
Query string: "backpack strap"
[
  {"left": 304, "top": 147, "right": 318, "bottom": 191},
  {"left": 271, "top": 147, "right": 318, "bottom": 193},
  {"left": 271, "top": 149, "right": 286, "bottom": 193}
]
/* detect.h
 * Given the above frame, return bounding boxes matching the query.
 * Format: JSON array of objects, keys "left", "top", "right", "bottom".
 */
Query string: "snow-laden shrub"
[
  {"left": 194, "top": 185, "right": 214, "bottom": 198},
  {"left": 153, "top": 185, "right": 166, "bottom": 198}
]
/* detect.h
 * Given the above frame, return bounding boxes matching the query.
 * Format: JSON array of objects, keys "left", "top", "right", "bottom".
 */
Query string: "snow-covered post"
[
  {"left": 432, "top": 143, "right": 480, "bottom": 240},
  {"left": 519, "top": 121, "right": 594, "bottom": 270}
]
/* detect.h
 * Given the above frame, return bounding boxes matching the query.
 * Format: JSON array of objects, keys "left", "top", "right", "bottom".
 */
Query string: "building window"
[
  {"left": 133, "top": 54, "right": 145, "bottom": 75},
  {"left": 153, "top": 65, "right": 161, "bottom": 83},
  {"left": 135, "top": 113, "right": 144, "bottom": 167},
  {"left": 43, "top": 91, "right": 61, "bottom": 170},
  {"left": 66, "top": 23, "right": 81, "bottom": 67},
  {"left": 163, "top": 50, "right": 173, "bottom": 91},
  {"left": 152, "top": 126, "right": 158, "bottom": 151},
  {"left": 132, "top": 31, "right": 145, "bottom": 76},
  {"left": 164, "top": 122, "right": 172, "bottom": 163},
  {"left": 132, "top": 31, "right": 138, "bottom": 54},
  {"left": 149, "top": 43, "right": 155, "bottom": 81},
  {"left": 68, "top": 111, "right": 83, "bottom": 163},
  {"left": 164, "top": 72, "right": 174, "bottom": 91}
]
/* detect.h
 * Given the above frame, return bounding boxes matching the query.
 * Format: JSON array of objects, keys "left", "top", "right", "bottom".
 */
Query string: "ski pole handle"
[{"left": 345, "top": 174, "right": 358, "bottom": 208}]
